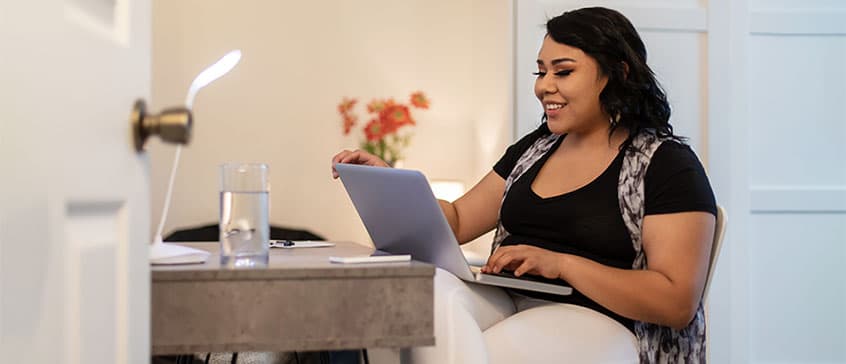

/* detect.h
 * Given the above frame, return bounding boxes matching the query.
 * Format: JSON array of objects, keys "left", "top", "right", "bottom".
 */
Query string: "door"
[{"left": 0, "top": 0, "right": 151, "bottom": 363}]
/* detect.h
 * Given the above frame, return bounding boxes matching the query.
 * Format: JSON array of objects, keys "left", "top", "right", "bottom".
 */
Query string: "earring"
[{"left": 609, "top": 113, "right": 621, "bottom": 127}]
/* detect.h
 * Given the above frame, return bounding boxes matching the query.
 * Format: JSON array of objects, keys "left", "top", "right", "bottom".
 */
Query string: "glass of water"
[{"left": 219, "top": 163, "right": 269, "bottom": 268}]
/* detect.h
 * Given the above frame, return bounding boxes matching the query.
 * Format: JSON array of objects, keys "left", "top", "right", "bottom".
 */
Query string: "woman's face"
[{"left": 534, "top": 36, "right": 609, "bottom": 135}]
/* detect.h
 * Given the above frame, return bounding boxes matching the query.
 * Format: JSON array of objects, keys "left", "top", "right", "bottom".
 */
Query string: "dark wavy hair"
[{"left": 546, "top": 7, "right": 683, "bottom": 144}]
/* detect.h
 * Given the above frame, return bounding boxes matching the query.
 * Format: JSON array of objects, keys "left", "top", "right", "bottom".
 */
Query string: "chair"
[
  {"left": 703, "top": 205, "right": 727, "bottom": 301},
  {"left": 164, "top": 223, "right": 324, "bottom": 242}
]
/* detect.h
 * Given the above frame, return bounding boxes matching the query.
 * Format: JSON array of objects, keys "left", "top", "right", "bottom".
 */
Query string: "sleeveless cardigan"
[{"left": 491, "top": 130, "right": 706, "bottom": 363}]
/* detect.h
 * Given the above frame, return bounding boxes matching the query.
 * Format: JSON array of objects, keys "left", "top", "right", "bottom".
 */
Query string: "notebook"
[{"left": 335, "top": 163, "right": 571, "bottom": 296}]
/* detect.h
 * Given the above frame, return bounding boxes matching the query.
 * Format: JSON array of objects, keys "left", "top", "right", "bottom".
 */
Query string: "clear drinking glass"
[{"left": 219, "top": 163, "right": 269, "bottom": 268}]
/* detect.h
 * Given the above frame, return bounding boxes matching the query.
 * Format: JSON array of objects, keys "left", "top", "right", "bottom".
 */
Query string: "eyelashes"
[{"left": 532, "top": 70, "right": 573, "bottom": 77}]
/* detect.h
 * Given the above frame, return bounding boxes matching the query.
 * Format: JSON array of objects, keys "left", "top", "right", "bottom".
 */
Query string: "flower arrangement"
[{"left": 337, "top": 91, "right": 430, "bottom": 167}]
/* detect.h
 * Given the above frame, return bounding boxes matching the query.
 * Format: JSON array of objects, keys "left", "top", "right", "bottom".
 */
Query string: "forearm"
[
  {"left": 438, "top": 199, "right": 460, "bottom": 239},
  {"left": 558, "top": 254, "right": 700, "bottom": 329}
]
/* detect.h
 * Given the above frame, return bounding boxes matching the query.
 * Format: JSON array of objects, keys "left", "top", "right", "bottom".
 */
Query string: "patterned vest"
[{"left": 491, "top": 130, "right": 706, "bottom": 363}]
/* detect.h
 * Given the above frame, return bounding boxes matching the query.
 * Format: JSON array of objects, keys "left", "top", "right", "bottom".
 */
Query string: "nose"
[{"left": 538, "top": 73, "right": 557, "bottom": 94}]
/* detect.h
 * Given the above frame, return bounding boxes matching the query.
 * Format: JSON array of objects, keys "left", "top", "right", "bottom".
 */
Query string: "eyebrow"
[{"left": 536, "top": 58, "right": 577, "bottom": 66}]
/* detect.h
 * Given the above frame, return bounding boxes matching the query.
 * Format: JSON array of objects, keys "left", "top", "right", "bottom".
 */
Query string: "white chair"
[{"left": 703, "top": 205, "right": 727, "bottom": 301}]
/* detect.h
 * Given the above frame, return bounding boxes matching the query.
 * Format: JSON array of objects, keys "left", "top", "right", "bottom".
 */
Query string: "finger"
[
  {"left": 503, "top": 259, "right": 523, "bottom": 272},
  {"left": 483, "top": 250, "right": 504, "bottom": 271},
  {"left": 484, "top": 246, "right": 515, "bottom": 271},
  {"left": 343, "top": 150, "right": 390, "bottom": 167},
  {"left": 331, "top": 150, "right": 354, "bottom": 179},
  {"left": 337, "top": 150, "right": 362, "bottom": 164},
  {"left": 513, "top": 261, "right": 529, "bottom": 277},
  {"left": 499, "top": 249, "right": 534, "bottom": 273},
  {"left": 484, "top": 253, "right": 503, "bottom": 273},
  {"left": 490, "top": 252, "right": 520, "bottom": 274},
  {"left": 331, "top": 150, "right": 352, "bottom": 165},
  {"left": 513, "top": 258, "right": 535, "bottom": 277},
  {"left": 341, "top": 150, "right": 376, "bottom": 166}
]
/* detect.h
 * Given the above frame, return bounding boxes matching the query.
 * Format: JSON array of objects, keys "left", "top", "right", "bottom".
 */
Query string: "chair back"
[{"left": 702, "top": 206, "right": 727, "bottom": 301}]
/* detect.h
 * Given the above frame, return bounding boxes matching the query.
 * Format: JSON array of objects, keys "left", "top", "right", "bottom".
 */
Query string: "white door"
[{"left": 0, "top": 0, "right": 151, "bottom": 363}]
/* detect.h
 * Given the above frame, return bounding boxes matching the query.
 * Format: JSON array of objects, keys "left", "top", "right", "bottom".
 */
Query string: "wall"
[
  {"left": 743, "top": 1, "right": 846, "bottom": 362},
  {"left": 150, "top": 0, "right": 512, "bottom": 245}
]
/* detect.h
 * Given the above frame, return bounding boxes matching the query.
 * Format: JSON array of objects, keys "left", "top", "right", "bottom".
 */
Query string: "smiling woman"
[{"left": 332, "top": 6, "right": 717, "bottom": 364}]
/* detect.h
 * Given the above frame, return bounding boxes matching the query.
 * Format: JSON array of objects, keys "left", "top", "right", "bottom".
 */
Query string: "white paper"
[
  {"left": 329, "top": 254, "right": 411, "bottom": 264},
  {"left": 150, "top": 242, "right": 210, "bottom": 265}
]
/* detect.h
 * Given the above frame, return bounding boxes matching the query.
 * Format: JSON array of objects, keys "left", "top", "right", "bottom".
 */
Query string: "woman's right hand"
[{"left": 331, "top": 149, "right": 389, "bottom": 179}]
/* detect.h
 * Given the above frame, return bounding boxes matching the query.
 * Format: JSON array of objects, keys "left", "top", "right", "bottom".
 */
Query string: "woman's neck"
[{"left": 563, "top": 123, "right": 628, "bottom": 152}]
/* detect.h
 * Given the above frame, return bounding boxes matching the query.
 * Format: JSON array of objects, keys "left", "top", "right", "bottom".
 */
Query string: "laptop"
[{"left": 335, "top": 163, "right": 572, "bottom": 296}]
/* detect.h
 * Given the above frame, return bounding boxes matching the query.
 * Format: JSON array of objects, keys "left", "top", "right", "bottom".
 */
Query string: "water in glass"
[{"left": 220, "top": 191, "right": 269, "bottom": 267}]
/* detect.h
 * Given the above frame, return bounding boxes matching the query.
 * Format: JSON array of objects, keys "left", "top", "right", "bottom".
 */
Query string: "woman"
[{"left": 332, "top": 7, "right": 715, "bottom": 363}]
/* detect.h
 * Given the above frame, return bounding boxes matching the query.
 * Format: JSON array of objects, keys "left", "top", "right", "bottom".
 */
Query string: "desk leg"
[{"left": 367, "top": 348, "right": 412, "bottom": 364}]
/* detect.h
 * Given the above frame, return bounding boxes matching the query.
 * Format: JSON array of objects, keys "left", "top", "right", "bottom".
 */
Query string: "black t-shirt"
[{"left": 493, "top": 123, "right": 716, "bottom": 331}]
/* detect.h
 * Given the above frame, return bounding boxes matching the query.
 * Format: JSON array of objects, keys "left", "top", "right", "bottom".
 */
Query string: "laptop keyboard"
[{"left": 484, "top": 270, "right": 567, "bottom": 286}]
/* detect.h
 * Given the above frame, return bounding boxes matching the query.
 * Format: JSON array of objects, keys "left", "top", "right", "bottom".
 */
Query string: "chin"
[{"left": 546, "top": 119, "right": 572, "bottom": 135}]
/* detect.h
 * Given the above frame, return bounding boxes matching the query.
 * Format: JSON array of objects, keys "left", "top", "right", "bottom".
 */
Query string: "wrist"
[{"left": 557, "top": 253, "right": 573, "bottom": 281}]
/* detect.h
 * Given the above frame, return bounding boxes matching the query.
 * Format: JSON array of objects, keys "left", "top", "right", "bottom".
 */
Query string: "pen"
[{"left": 270, "top": 240, "right": 295, "bottom": 248}]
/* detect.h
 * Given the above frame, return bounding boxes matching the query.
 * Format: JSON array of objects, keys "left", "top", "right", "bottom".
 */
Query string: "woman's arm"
[
  {"left": 484, "top": 211, "right": 715, "bottom": 329},
  {"left": 439, "top": 170, "right": 505, "bottom": 244}
]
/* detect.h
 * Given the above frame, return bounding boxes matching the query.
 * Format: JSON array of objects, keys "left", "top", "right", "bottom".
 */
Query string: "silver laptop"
[{"left": 335, "top": 163, "right": 572, "bottom": 296}]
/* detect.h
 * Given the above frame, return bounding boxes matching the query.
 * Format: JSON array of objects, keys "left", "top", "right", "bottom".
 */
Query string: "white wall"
[
  {"left": 150, "top": 0, "right": 512, "bottom": 245},
  {"left": 743, "top": 2, "right": 846, "bottom": 363}
]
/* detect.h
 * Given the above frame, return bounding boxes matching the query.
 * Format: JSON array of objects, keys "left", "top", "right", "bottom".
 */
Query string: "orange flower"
[
  {"left": 342, "top": 114, "right": 357, "bottom": 135},
  {"left": 366, "top": 99, "right": 386, "bottom": 113},
  {"left": 363, "top": 119, "right": 385, "bottom": 141},
  {"left": 338, "top": 98, "right": 357, "bottom": 114},
  {"left": 368, "top": 98, "right": 398, "bottom": 113},
  {"left": 410, "top": 91, "right": 430, "bottom": 109},
  {"left": 337, "top": 92, "right": 429, "bottom": 164},
  {"left": 380, "top": 104, "right": 414, "bottom": 134}
]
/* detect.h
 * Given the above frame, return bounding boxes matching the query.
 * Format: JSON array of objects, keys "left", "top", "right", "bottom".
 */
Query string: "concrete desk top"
[{"left": 151, "top": 241, "right": 435, "bottom": 355}]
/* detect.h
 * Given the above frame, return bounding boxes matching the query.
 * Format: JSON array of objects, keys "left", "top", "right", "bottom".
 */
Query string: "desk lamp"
[{"left": 145, "top": 50, "right": 242, "bottom": 264}]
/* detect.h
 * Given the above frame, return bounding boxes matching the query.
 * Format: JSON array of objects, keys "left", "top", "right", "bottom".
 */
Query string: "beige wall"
[{"left": 150, "top": 0, "right": 513, "bottom": 245}]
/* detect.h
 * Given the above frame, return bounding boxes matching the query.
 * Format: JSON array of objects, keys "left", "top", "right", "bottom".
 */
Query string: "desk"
[{"left": 151, "top": 241, "right": 434, "bottom": 355}]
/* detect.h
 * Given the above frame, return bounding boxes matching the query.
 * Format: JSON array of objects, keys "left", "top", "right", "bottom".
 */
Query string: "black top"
[{"left": 493, "top": 123, "right": 716, "bottom": 331}]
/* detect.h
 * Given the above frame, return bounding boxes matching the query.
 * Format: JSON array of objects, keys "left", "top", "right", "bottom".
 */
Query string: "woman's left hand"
[{"left": 482, "top": 244, "right": 567, "bottom": 280}]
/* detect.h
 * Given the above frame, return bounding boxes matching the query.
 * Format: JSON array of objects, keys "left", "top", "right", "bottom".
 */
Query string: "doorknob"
[{"left": 131, "top": 99, "right": 192, "bottom": 152}]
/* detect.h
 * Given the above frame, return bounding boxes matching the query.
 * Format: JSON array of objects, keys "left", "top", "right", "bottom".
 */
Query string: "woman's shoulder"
[
  {"left": 651, "top": 139, "right": 703, "bottom": 170},
  {"left": 644, "top": 139, "right": 717, "bottom": 216}
]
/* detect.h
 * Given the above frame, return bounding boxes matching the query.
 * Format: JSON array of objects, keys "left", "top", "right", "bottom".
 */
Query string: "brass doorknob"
[{"left": 131, "top": 99, "right": 193, "bottom": 152}]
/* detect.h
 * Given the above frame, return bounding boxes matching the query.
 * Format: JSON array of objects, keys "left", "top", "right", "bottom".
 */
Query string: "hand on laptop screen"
[{"left": 330, "top": 150, "right": 389, "bottom": 179}]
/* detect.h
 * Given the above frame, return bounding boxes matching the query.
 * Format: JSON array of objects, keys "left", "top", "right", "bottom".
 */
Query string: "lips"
[{"left": 544, "top": 102, "right": 565, "bottom": 117}]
